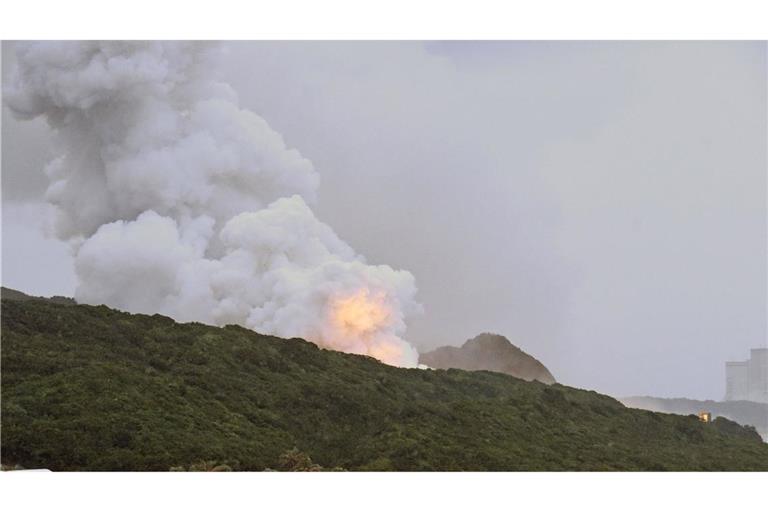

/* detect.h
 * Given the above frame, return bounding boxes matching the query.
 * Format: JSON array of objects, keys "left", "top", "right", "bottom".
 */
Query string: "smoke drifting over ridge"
[{"left": 4, "top": 41, "right": 421, "bottom": 366}]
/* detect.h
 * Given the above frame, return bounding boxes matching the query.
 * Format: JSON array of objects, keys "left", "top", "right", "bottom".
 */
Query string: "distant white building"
[{"left": 725, "top": 348, "right": 768, "bottom": 403}]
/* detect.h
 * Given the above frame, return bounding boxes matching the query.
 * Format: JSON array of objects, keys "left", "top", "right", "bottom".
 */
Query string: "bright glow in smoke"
[
  {"left": 331, "top": 290, "right": 391, "bottom": 336},
  {"left": 4, "top": 41, "right": 421, "bottom": 367},
  {"left": 320, "top": 289, "right": 416, "bottom": 366}
]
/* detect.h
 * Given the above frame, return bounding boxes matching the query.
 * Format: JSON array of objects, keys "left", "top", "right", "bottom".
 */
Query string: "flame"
[
  {"left": 330, "top": 289, "right": 392, "bottom": 337},
  {"left": 323, "top": 288, "right": 411, "bottom": 366},
  {"left": 368, "top": 339, "right": 405, "bottom": 366}
]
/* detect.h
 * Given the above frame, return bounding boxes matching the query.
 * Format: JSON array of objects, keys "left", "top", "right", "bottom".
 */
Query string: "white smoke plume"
[{"left": 4, "top": 41, "right": 421, "bottom": 366}]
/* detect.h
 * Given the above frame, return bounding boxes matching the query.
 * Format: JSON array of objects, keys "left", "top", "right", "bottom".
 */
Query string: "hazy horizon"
[{"left": 3, "top": 41, "right": 766, "bottom": 401}]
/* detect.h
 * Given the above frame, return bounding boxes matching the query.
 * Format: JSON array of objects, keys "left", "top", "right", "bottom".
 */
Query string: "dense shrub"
[{"left": 2, "top": 299, "right": 768, "bottom": 471}]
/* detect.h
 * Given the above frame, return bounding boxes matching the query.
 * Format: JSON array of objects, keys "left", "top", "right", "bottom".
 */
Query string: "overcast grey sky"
[{"left": 2, "top": 41, "right": 766, "bottom": 400}]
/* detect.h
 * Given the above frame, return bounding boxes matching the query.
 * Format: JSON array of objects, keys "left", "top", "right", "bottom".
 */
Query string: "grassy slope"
[{"left": 2, "top": 299, "right": 768, "bottom": 471}]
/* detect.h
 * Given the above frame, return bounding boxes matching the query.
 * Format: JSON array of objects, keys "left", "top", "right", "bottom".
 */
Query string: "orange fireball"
[{"left": 330, "top": 289, "right": 392, "bottom": 337}]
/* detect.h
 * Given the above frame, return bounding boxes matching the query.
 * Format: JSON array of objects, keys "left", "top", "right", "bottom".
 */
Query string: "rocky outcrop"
[{"left": 420, "top": 332, "right": 556, "bottom": 384}]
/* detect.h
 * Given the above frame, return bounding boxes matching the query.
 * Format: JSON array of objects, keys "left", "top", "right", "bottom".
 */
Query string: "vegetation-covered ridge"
[
  {"left": 420, "top": 332, "right": 556, "bottom": 384},
  {"left": 1, "top": 286, "right": 75, "bottom": 305},
  {"left": 621, "top": 396, "right": 768, "bottom": 442},
  {"left": 2, "top": 298, "right": 768, "bottom": 471}
]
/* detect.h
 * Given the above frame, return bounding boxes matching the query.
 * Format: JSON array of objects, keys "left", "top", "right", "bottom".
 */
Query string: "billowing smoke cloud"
[{"left": 4, "top": 41, "right": 421, "bottom": 366}]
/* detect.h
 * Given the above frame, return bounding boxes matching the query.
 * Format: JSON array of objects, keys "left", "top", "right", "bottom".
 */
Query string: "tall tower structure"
[
  {"left": 725, "top": 360, "right": 749, "bottom": 401},
  {"left": 725, "top": 348, "right": 768, "bottom": 403},
  {"left": 747, "top": 348, "right": 768, "bottom": 403}
]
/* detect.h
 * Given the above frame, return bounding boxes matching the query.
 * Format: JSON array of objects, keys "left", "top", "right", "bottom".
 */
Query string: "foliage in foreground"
[{"left": 2, "top": 299, "right": 768, "bottom": 471}]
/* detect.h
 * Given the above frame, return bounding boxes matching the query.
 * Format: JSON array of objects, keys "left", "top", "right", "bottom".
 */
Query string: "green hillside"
[
  {"left": 1, "top": 286, "right": 76, "bottom": 305},
  {"left": 2, "top": 298, "right": 768, "bottom": 471},
  {"left": 621, "top": 396, "right": 768, "bottom": 442}
]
